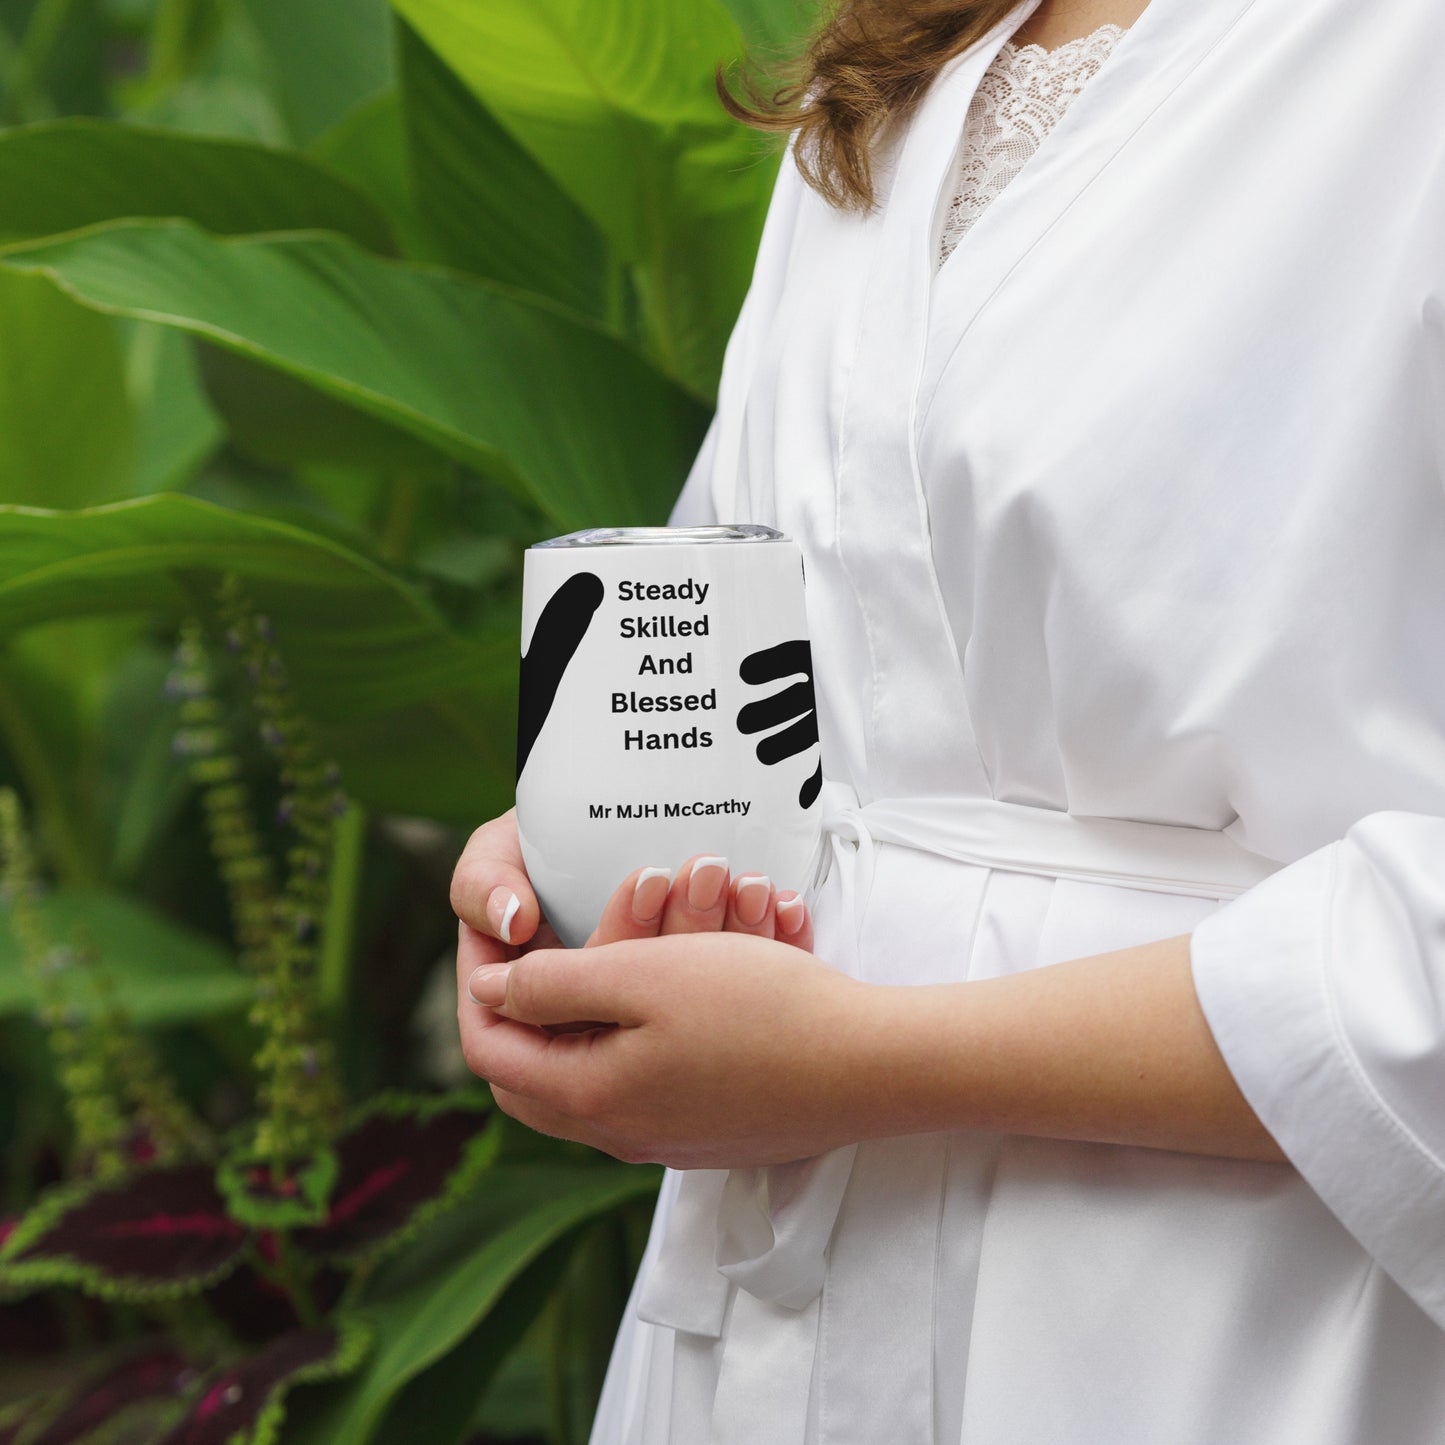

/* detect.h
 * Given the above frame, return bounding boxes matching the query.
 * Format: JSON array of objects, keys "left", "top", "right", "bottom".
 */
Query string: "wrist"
[{"left": 828, "top": 977, "right": 973, "bottom": 1143}]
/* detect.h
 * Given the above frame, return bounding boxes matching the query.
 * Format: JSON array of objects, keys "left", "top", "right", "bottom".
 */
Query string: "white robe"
[{"left": 591, "top": 0, "right": 1445, "bottom": 1439}]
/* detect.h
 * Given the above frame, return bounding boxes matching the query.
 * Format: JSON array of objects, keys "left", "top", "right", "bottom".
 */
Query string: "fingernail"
[
  {"left": 776, "top": 893, "right": 806, "bottom": 936},
  {"left": 735, "top": 874, "right": 771, "bottom": 927},
  {"left": 632, "top": 866, "right": 673, "bottom": 922},
  {"left": 688, "top": 856, "right": 729, "bottom": 911},
  {"left": 467, "top": 963, "right": 511, "bottom": 1006},
  {"left": 488, "top": 887, "right": 520, "bottom": 945}
]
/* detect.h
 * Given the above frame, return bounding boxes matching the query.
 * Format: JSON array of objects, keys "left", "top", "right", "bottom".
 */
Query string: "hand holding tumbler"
[{"left": 514, "top": 525, "right": 823, "bottom": 947}]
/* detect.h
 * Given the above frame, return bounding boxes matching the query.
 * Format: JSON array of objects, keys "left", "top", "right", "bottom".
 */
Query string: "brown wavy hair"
[{"left": 720, "top": 0, "right": 1021, "bottom": 211}]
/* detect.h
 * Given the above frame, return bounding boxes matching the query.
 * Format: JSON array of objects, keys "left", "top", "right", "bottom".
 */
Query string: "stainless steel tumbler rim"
[{"left": 533, "top": 525, "right": 787, "bottom": 549}]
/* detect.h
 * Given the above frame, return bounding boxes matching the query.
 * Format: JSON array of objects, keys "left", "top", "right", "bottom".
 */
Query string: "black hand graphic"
[
  {"left": 737, "top": 639, "right": 822, "bottom": 808},
  {"left": 516, "top": 571, "right": 605, "bottom": 781}
]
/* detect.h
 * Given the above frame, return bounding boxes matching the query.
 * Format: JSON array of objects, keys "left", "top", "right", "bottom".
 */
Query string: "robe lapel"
[
  {"left": 920, "top": 0, "right": 1263, "bottom": 418},
  {"left": 837, "top": 0, "right": 1264, "bottom": 804},
  {"left": 834, "top": 3, "right": 1036, "bottom": 801}
]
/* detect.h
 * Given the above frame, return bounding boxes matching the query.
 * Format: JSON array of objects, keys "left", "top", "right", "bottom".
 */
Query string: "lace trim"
[{"left": 939, "top": 23, "right": 1127, "bottom": 266}]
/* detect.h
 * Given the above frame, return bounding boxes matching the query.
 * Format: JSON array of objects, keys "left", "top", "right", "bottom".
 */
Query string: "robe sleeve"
[
  {"left": 1190, "top": 809, "right": 1445, "bottom": 1328},
  {"left": 666, "top": 412, "right": 721, "bottom": 527},
  {"left": 663, "top": 140, "right": 808, "bottom": 532}
]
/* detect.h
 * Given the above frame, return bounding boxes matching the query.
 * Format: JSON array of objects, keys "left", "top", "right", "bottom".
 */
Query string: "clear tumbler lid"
[{"left": 533, "top": 525, "right": 787, "bottom": 548}]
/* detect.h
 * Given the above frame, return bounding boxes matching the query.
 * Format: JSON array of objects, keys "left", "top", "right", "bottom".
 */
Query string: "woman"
[{"left": 452, "top": 0, "right": 1445, "bottom": 1439}]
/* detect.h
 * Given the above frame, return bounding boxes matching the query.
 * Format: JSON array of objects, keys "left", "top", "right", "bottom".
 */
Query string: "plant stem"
[
  {"left": 268, "top": 1232, "right": 322, "bottom": 1330},
  {"left": 318, "top": 799, "right": 365, "bottom": 1025},
  {"left": 602, "top": 251, "right": 631, "bottom": 338},
  {"left": 380, "top": 472, "right": 422, "bottom": 562}
]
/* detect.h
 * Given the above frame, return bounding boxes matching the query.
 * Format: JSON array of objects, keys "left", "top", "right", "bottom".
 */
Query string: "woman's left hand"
[{"left": 460, "top": 931, "right": 882, "bottom": 1169}]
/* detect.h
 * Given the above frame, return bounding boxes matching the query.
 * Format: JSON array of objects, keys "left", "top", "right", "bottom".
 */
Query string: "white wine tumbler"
[{"left": 514, "top": 525, "right": 823, "bottom": 947}]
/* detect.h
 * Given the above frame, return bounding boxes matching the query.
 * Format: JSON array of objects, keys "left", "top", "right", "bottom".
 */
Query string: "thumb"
[{"left": 484, "top": 946, "right": 647, "bottom": 1029}]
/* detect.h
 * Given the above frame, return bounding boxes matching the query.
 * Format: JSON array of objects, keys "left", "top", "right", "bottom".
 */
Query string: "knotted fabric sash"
[{"left": 637, "top": 783, "right": 1284, "bottom": 1338}]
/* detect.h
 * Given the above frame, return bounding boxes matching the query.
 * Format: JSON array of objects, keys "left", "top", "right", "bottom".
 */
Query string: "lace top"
[{"left": 939, "top": 25, "right": 1127, "bottom": 267}]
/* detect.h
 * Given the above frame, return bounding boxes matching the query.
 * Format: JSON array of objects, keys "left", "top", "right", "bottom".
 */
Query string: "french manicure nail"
[
  {"left": 736, "top": 875, "right": 771, "bottom": 927},
  {"left": 688, "top": 856, "right": 729, "bottom": 912},
  {"left": 776, "top": 894, "right": 806, "bottom": 936},
  {"left": 467, "top": 962, "right": 511, "bottom": 1006},
  {"left": 632, "top": 866, "right": 673, "bottom": 922},
  {"left": 488, "top": 887, "right": 520, "bottom": 945}
]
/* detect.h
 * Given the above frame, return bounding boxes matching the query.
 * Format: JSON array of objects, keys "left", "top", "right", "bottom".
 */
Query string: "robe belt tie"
[{"left": 636, "top": 783, "right": 1285, "bottom": 1338}]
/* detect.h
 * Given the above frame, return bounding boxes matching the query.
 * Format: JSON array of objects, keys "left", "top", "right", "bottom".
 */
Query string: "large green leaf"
[
  {"left": 0, "top": 269, "right": 134, "bottom": 508},
  {"left": 0, "top": 495, "right": 518, "bottom": 825},
  {"left": 0, "top": 885, "right": 252, "bottom": 1023},
  {"left": 720, "top": 0, "right": 823, "bottom": 55},
  {"left": 390, "top": 0, "right": 776, "bottom": 399},
  {"left": 0, "top": 119, "right": 395, "bottom": 251},
  {"left": 368, "top": 1240, "right": 570, "bottom": 1445},
  {"left": 1, "top": 220, "right": 707, "bottom": 528},
  {"left": 290, "top": 1163, "right": 660, "bottom": 1445},
  {"left": 242, "top": 0, "right": 393, "bottom": 145},
  {"left": 398, "top": 22, "right": 609, "bottom": 320},
  {"left": 311, "top": 90, "right": 438, "bottom": 264},
  {"left": 194, "top": 344, "right": 453, "bottom": 478},
  {"left": 126, "top": 324, "right": 224, "bottom": 495}
]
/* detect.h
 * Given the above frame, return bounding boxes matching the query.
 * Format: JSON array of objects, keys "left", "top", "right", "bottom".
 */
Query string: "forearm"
[{"left": 866, "top": 933, "right": 1287, "bottom": 1164}]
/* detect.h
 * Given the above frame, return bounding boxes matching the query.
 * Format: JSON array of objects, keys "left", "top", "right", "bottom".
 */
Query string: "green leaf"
[
  {"left": 242, "top": 0, "right": 392, "bottom": 145},
  {"left": 1, "top": 220, "right": 708, "bottom": 528},
  {"left": 126, "top": 324, "right": 224, "bottom": 495},
  {"left": 290, "top": 1163, "right": 660, "bottom": 1445},
  {"left": 0, "top": 624, "right": 196, "bottom": 888},
  {"left": 0, "top": 269, "right": 134, "bottom": 508},
  {"left": 193, "top": 344, "right": 451, "bottom": 478},
  {"left": 1, "top": 0, "right": 107, "bottom": 126},
  {"left": 144, "top": 0, "right": 228, "bottom": 93},
  {"left": 370, "top": 1241, "right": 570, "bottom": 1445},
  {"left": 0, "top": 618, "right": 147, "bottom": 885},
  {"left": 719, "top": 0, "right": 822, "bottom": 55},
  {"left": 0, "top": 494, "right": 518, "bottom": 825},
  {"left": 121, "top": 0, "right": 291, "bottom": 145},
  {"left": 0, "top": 886, "right": 252, "bottom": 1024},
  {"left": 397, "top": 22, "right": 609, "bottom": 319},
  {"left": 0, "top": 119, "right": 395, "bottom": 252},
  {"left": 311, "top": 90, "right": 438, "bottom": 264},
  {"left": 100, "top": 638, "right": 197, "bottom": 884},
  {"left": 390, "top": 0, "right": 776, "bottom": 398}
]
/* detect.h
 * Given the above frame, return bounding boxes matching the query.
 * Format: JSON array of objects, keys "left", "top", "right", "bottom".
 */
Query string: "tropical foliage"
[{"left": 0, "top": 0, "right": 814, "bottom": 1440}]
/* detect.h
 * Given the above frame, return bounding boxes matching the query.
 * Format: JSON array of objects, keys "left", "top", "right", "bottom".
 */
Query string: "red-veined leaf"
[
  {"left": 0, "top": 1165, "right": 247, "bottom": 1302},
  {"left": 294, "top": 1093, "right": 496, "bottom": 1266},
  {"left": 29, "top": 1349, "right": 198, "bottom": 1445},
  {"left": 157, "top": 1321, "right": 369, "bottom": 1445}
]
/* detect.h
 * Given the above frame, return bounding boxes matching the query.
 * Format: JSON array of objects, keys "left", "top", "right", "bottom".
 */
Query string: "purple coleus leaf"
[
  {"left": 29, "top": 1350, "right": 198, "bottom": 1445},
  {"left": 0, "top": 1164, "right": 247, "bottom": 1301},
  {"left": 158, "top": 1321, "right": 369, "bottom": 1445},
  {"left": 294, "top": 1093, "right": 496, "bottom": 1265}
]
